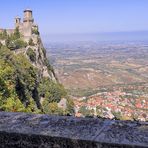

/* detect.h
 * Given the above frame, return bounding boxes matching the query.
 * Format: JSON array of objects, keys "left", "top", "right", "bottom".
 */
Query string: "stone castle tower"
[
  {"left": 0, "top": 9, "right": 38, "bottom": 42},
  {"left": 15, "top": 9, "right": 38, "bottom": 38},
  {"left": 23, "top": 9, "right": 34, "bottom": 37}
]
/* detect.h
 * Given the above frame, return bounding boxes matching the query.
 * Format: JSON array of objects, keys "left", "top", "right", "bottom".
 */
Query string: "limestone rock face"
[
  {"left": 0, "top": 9, "right": 72, "bottom": 115},
  {"left": 25, "top": 37, "right": 57, "bottom": 82}
]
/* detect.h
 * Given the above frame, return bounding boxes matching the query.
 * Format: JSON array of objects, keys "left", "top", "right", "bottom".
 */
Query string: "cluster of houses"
[{"left": 74, "top": 85, "right": 148, "bottom": 121}]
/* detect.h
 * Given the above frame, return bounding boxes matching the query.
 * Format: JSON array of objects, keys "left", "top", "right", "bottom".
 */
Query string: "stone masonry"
[
  {"left": 0, "top": 9, "right": 38, "bottom": 42},
  {"left": 0, "top": 111, "right": 147, "bottom": 148}
]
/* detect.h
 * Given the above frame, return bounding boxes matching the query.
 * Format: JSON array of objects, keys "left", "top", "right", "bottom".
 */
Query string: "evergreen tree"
[
  {"left": 0, "top": 42, "right": 2, "bottom": 49},
  {"left": 13, "top": 27, "right": 20, "bottom": 39}
]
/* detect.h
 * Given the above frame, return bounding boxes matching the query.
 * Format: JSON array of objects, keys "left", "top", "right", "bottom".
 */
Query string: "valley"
[{"left": 46, "top": 41, "right": 148, "bottom": 121}]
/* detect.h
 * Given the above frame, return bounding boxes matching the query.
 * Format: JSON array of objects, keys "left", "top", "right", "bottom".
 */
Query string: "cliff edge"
[{"left": 0, "top": 10, "right": 74, "bottom": 115}]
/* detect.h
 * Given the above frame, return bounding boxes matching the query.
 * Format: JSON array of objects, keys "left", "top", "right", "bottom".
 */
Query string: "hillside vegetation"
[{"left": 0, "top": 29, "right": 74, "bottom": 115}]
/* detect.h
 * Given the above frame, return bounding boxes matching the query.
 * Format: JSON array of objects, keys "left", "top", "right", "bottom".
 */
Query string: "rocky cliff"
[
  {"left": 27, "top": 37, "right": 57, "bottom": 81},
  {"left": 0, "top": 28, "right": 74, "bottom": 115}
]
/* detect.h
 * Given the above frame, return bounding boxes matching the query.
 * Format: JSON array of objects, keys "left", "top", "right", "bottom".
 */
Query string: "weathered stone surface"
[{"left": 0, "top": 112, "right": 147, "bottom": 148}]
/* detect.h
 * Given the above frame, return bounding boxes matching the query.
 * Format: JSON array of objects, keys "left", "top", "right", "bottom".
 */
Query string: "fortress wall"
[
  {"left": 6, "top": 29, "right": 14, "bottom": 35},
  {"left": 0, "top": 29, "right": 14, "bottom": 35},
  {"left": 22, "top": 22, "right": 32, "bottom": 37},
  {"left": 0, "top": 111, "right": 147, "bottom": 148},
  {"left": 1, "top": 10, "right": 37, "bottom": 39}
]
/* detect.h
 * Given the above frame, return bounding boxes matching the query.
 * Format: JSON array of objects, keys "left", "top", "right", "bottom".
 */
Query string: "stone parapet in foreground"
[{"left": 0, "top": 112, "right": 147, "bottom": 148}]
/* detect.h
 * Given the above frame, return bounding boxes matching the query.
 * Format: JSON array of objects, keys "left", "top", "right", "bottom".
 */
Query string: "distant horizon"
[
  {"left": 0, "top": 0, "right": 148, "bottom": 43},
  {"left": 1, "top": 1, "right": 148, "bottom": 33},
  {"left": 42, "top": 30, "right": 148, "bottom": 43}
]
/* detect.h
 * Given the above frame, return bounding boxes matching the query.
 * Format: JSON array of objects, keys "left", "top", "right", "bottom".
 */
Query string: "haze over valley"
[
  {"left": 46, "top": 40, "right": 148, "bottom": 120},
  {"left": 0, "top": 0, "right": 148, "bottom": 121}
]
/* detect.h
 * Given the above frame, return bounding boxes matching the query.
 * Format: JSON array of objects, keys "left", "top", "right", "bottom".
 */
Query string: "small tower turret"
[{"left": 15, "top": 16, "right": 21, "bottom": 28}]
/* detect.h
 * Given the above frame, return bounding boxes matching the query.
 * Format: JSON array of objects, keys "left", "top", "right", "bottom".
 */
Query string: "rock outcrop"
[{"left": 0, "top": 10, "right": 74, "bottom": 115}]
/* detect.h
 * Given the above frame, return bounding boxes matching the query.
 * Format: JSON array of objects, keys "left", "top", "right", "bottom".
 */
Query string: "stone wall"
[
  {"left": 0, "top": 112, "right": 147, "bottom": 148},
  {"left": 0, "top": 29, "right": 14, "bottom": 35},
  {"left": 1, "top": 10, "right": 37, "bottom": 40}
]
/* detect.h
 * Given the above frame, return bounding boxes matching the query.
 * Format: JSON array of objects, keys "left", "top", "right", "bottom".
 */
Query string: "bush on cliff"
[
  {"left": 10, "top": 27, "right": 20, "bottom": 40},
  {"left": 2, "top": 27, "right": 27, "bottom": 50},
  {"left": 0, "top": 46, "right": 38, "bottom": 112},
  {"left": 32, "top": 28, "right": 40, "bottom": 35},
  {"left": 28, "top": 38, "right": 35, "bottom": 46},
  {"left": 38, "top": 77, "right": 67, "bottom": 103},
  {"left": 26, "top": 48, "right": 36, "bottom": 62},
  {"left": 0, "top": 30, "right": 8, "bottom": 40},
  {"left": 14, "top": 39, "right": 27, "bottom": 49},
  {"left": 0, "top": 45, "right": 74, "bottom": 115},
  {"left": 0, "top": 42, "right": 2, "bottom": 49}
]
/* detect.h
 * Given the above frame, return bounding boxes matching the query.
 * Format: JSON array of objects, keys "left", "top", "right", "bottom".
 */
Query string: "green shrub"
[
  {"left": 10, "top": 27, "right": 20, "bottom": 40},
  {"left": 0, "top": 44, "right": 72, "bottom": 115},
  {"left": 79, "top": 106, "right": 94, "bottom": 117},
  {"left": 112, "top": 111, "right": 122, "bottom": 120},
  {"left": 6, "top": 41, "right": 16, "bottom": 50},
  {"left": 38, "top": 78, "right": 67, "bottom": 103},
  {"left": 14, "top": 27, "right": 20, "bottom": 39},
  {"left": 6, "top": 36, "right": 27, "bottom": 50},
  {"left": 1, "top": 97, "right": 26, "bottom": 112},
  {"left": 0, "top": 48, "right": 39, "bottom": 112},
  {"left": 28, "top": 38, "right": 35, "bottom": 46},
  {"left": 26, "top": 48, "right": 36, "bottom": 62},
  {"left": 41, "top": 48, "right": 46, "bottom": 57},
  {"left": 66, "top": 98, "right": 75, "bottom": 115},
  {"left": 0, "top": 30, "right": 8, "bottom": 40},
  {"left": 32, "top": 28, "right": 39, "bottom": 35},
  {"left": 42, "top": 101, "right": 64, "bottom": 115},
  {"left": 14, "top": 39, "right": 27, "bottom": 49},
  {"left": 0, "top": 42, "right": 2, "bottom": 49}
]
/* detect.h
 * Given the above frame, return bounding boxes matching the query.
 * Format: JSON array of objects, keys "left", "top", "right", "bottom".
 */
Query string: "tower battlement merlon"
[{"left": 15, "top": 16, "right": 21, "bottom": 28}]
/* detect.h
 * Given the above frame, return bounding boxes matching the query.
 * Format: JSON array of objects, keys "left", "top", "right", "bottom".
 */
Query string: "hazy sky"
[{"left": 0, "top": 0, "right": 148, "bottom": 42}]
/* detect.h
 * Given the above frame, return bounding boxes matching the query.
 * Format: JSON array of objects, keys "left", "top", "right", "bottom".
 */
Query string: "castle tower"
[
  {"left": 23, "top": 9, "right": 34, "bottom": 37},
  {"left": 23, "top": 9, "right": 34, "bottom": 23},
  {"left": 15, "top": 16, "right": 21, "bottom": 28}
]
